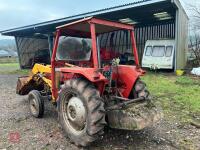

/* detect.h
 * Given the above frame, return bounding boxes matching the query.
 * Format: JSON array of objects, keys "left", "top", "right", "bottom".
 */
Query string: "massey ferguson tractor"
[{"left": 16, "top": 17, "right": 161, "bottom": 146}]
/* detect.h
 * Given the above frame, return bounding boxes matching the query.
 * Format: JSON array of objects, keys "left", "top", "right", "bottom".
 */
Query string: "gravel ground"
[{"left": 0, "top": 74, "right": 199, "bottom": 150}]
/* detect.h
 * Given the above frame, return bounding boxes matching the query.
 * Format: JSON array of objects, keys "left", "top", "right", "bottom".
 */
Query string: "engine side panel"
[{"left": 57, "top": 67, "right": 108, "bottom": 94}]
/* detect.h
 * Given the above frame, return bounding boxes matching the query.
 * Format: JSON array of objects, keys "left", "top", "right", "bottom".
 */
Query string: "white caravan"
[{"left": 142, "top": 39, "right": 175, "bottom": 69}]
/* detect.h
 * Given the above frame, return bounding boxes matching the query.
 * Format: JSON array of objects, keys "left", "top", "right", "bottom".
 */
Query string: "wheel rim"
[
  {"left": 63, "top": 96, "right": 86, "bottom": 134},
  {"left": 30, "top": 98, "right": 38, "bottom": 115}
]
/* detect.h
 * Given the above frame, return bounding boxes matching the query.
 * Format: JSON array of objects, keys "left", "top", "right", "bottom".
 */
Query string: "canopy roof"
[{"left": 57, "top": 17, "right": 134, "bottom": 38}]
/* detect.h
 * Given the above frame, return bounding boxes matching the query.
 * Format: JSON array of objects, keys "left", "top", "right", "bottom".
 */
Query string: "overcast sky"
[{"left": 0, "top": 0, "right": 197, "bottom": 39}]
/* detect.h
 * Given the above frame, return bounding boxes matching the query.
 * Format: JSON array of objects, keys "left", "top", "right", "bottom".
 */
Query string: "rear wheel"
[
  {"left": 28, "top": 90, "right": 44, "bottom": 118},
  {"left": 58, "top": 79, "right": 106, "bottom": 146},
  {"left": 130, "top": 79, "right": 150, "bottom": 99}
]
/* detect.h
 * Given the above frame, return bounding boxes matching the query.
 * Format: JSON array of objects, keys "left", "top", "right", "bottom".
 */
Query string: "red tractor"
[{"left": 17, "top": 17, "right": 161, "bottom": 146}]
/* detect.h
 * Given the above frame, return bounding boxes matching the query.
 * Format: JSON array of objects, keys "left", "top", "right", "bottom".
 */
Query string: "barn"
[{"left": 0, "top": 0, "right": 188, "bottom": 70}]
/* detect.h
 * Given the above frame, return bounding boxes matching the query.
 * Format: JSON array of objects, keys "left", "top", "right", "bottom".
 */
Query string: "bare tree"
[
  {"left": 187, "top": 3, "right": 200, "bottom": 30},
  {"left": 189, "top": 34, "right": 200, "bottom": 66},
  {"left": 187, "top": 3, "right": 200, "bottom": 66}
]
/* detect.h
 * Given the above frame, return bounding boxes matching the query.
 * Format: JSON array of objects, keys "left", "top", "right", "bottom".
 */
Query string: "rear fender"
[{"left": 112, "top": 65, "right": 145, "bottom": 98}]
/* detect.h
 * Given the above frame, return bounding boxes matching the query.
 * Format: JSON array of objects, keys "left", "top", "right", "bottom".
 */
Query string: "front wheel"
[
  {"left": 28, "top": 90, "right": 44, "bottom": 118},
  {"left": 58, "top": 79, "right": 106, "bottom": 146}
]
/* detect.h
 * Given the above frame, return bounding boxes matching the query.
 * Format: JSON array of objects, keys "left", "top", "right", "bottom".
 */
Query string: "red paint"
[
  {"left": 89, "top": 18, "right": 134, "bottom": 30},
  {"left": 61, "top": 28, "right": 91, "bottom": 38},
  {"left": 57, "top": 17, "right": 134, "bottom": 31},
  {"left": 112, "top": 65, "right": 144, "bottom": 98},
  {"left": 57, "top": 67, "right": 108, "bottom": 95},
  {"left": 9, "top": 132, "right": 20, "bottom": 143},
  {"left": 100, "top": 48, "right": 120, "bottom": 61},
  {"left": 51, "top": 17, "right": 143, "bottom": 100},
  {"left": 59, "top": 67, "right": 107, "bottom": 82},
  {"left": 130, "top": 30, "right": 139, "bottom": 66},
  {"left": 90, "top": 23, "right": 98, "bottom": 68},
  {"left": 51, "top": 29, "right": 61, "bottom": 100}
]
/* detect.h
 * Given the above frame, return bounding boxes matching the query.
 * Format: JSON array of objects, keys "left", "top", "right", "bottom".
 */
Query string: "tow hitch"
[{"left": 106, "top": 96, "right": 148, "bottom": 111}]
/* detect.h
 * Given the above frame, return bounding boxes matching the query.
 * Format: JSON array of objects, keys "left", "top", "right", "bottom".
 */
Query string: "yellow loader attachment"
[{"left": 16, "top": 64, "right": 52, "bottom": 95}]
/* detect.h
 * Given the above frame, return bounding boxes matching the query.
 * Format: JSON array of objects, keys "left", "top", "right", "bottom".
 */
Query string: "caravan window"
[
  {"left": 145, "top": 46, "right": 152, "bottom": 56},
  {"left": 152, "top": 46, "right": 165, "bottom": 57},
  {"left": 166, "top": 46, "right": 173, "bottom": 57}
]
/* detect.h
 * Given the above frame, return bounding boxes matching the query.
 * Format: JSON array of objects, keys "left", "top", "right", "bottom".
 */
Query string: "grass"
[
  {"left": 0, "top": 63, "right": 29, "bottom": 75},
  {"left": 142, "top": 72, "right": 200, "bottom": 124},
  {"left": 0, "top": 57, "right": 18, "bottom": 63}
]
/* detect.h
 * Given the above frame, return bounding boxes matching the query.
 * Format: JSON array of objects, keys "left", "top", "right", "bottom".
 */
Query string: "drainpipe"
[{"left": 174, "top": 6, "right": 179, "bottom": 71}]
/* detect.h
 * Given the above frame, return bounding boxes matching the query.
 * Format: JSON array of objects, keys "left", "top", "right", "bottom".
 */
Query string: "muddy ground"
[{"left": 0, "top": 74, "right": 199, "bottom": 150}]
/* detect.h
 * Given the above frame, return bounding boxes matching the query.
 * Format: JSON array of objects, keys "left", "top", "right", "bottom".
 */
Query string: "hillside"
[{"left": 0, "top": 39, "right": 16, "bottom": 51}]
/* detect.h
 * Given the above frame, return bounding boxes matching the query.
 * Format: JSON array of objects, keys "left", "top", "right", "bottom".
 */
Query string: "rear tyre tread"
[
  {"left": 58, "top": 79, "right": 106, "bottom": 147},
  {"left": 134, "top": 79, "right": 150, "bottom": 99}
]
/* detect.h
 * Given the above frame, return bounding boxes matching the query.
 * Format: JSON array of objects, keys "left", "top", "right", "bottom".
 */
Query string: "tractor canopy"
[
  {"left": 56, "top": 17, "right": 134, "bottom": 38},
  {"left": 50, "top": 17, "right": 141, "bottom": 99},
  {"left": 53, "top": 17, "right": 140, "bottom": 67}
]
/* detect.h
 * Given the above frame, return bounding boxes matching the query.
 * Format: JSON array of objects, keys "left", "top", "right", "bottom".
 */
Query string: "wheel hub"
[
  {"left": 67, "top": 97, "right": 86, "bottom": 130},
  {"left": 30, "top": 98, "right": 38, "bottom": 115}
]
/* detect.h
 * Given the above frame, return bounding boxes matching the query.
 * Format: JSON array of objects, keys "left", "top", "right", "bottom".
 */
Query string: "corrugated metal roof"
[{"left": 0, "top": 0, "right": 166, "bottom": 35}]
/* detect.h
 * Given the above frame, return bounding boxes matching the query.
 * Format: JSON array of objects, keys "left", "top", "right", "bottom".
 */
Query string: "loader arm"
[
  {"left": 16, "top": 64, "right": 52, "bottom": 95},
  {"left": 31, "top": 64, "right": 52, "bottom": 87}
]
